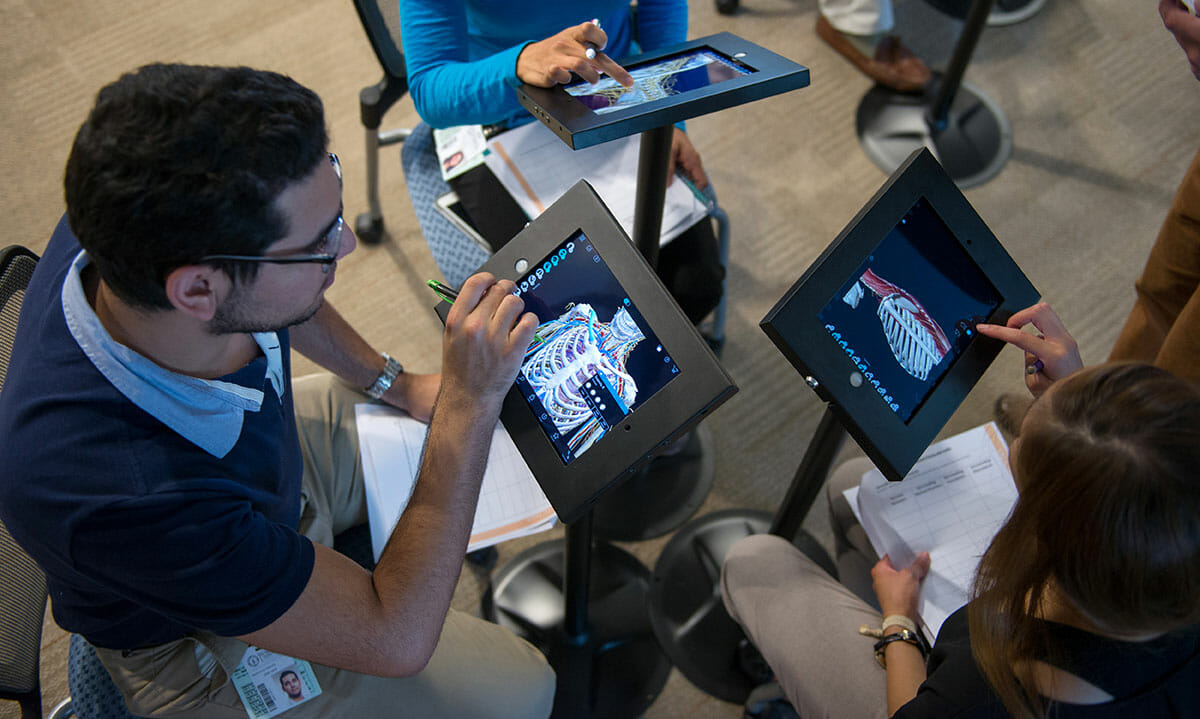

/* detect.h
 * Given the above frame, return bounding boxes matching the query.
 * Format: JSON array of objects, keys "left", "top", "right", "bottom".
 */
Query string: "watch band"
[{"left": 365, "top": 353, "right": 403, "bottom": 400}]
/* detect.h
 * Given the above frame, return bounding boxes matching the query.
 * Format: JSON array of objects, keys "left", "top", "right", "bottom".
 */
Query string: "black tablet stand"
[
  {"left": 856, "top": 0, "right": 1012, "bottom": 188},
  {"left": 481, "top": 125, "right": 704, "bottom": 718},
  {"left": 586, "top": 123, "right": 717, "bottom": 543},
  {"left": 645, "top": 396, "right": 844, "bottom": 703},
  {"left": 490, "top": 38, "right": 809, "bottom": 708}
]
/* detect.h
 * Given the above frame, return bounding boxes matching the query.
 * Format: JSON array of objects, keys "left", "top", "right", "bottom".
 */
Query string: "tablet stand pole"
[
  {"left": 631, "top": 124, "right": 675, "bottom": 267},
  {"left": 645, "top": 403, "right": 845, "bottom": 703},
  {"left": 855, "top": 0, "right": 1011, "bottom": 188},
  {"left": 485, "top": 510, "right": 673, "bottom": 718},
  {"left": 589, "top": 123, "right": 716, "bottom": 542},
  {"left": 483, "top": 123, "right": 710, "bottom": 716}
]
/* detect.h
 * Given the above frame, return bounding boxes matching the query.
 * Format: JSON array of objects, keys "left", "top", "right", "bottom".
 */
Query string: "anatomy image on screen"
[
  {"left": 842, "top": 268, "right": 951, "bottom": 382},
  {"left": 565, "top": 49, "right": 749, "bottom": 114},
  {"left": 521, "top": 303, "right": 644, "bottom": 458},
  {"left": 818, "top": 197, "right": 1002, "bottom": 422},
  {"left": 512, "top": 231, "right": 680, "bottom": 464}
]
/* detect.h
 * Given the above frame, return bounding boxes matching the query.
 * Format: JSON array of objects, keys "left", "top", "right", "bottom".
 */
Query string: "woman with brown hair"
[{"left": 721, "top": 361, "right": 1200, "bottom": 718}]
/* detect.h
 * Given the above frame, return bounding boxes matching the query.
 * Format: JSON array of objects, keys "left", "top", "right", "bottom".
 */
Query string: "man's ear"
[{"left": 163, "top": 264, "right": 229, "bottom": 321}]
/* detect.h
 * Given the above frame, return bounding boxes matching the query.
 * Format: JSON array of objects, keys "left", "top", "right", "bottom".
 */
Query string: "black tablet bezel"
[
  {"left": 760, "top": 149, "right": 1039, "bottom": 481},
  {"left": 516, "top": 32, "right": 810, "bottom": 149},
  {"left": 438, "top": 180, "right": 736, "bottom": 523}
]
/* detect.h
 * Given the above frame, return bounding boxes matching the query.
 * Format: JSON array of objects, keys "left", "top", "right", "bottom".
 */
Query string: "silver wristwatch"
[{"left": 365, "top": 353, "right": 403, "bottom": 400}]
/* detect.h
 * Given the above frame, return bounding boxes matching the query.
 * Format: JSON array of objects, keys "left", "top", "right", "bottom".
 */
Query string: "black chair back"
[{"left": 0, "top": 244, "right": 50, "bottom": 719}]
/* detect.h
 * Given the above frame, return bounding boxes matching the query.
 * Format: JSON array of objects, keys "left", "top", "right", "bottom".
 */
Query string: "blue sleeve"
[
  {"left": 400, "top": 0, "right": 531, "bottom": 128},
  {"left": 633, "top": 0, "right": 688, "bottom": 52},
  {"left": 634, "top": 0, "right": 689, "bottom": 132}
]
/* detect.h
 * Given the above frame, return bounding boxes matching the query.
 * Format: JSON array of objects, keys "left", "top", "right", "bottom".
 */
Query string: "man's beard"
[{"left": 208, "top": 289, "right": 323, "bottom": 335}]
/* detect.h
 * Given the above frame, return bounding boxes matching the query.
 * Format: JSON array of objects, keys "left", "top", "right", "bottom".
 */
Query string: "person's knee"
[
  {"left": 524, "top": 656, "right": 556, "bottom": 719},
  {"left": 722, "top": 534, "right": 796, "bottom": 595}
]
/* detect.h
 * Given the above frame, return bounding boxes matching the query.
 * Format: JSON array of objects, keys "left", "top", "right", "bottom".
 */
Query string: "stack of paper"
[
  {"left": 483, "top": 120, "right": 709, "bottom": 246},
  {"left": 844, "top": 422, "right": 1018, "bottom": 637},
  {"left": 355, "top": 404, "right": 557, "bottom": 558}
]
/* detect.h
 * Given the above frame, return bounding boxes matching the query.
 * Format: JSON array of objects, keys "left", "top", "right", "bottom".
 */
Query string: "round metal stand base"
[
  {"left": 989, "top": 0, "right": 1047, "bottom": 25},
  {"left": 925, "top": 0, "right": 1046, "bottom": 25},
  {"left": 484, "top": 539, "right": 672, "bottom": 719},
  {"left": 856, "top": 78, "right": 1012, "bottom": 189},
  {"left": 646, "top": 510, "right": 837, "bottom": 703},
  {"left": 591, "top": 423, "right": 715, "bottom": 542}
]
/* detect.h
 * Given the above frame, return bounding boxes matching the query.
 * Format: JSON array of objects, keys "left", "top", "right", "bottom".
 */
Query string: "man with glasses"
[{"left": 0, "top": 63, "right": 554, "bottom": 717}]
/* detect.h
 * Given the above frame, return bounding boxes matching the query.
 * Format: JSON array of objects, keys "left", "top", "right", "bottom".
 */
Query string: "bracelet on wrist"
[
  {"left": 872, "top": 629, "right": 928, "bottom": 669},
  {"left": 881, "top": 614, "right": 919, "bottom": 636},
  {"left": 365, "top": 353, "right": 403, "bottom": 400}
]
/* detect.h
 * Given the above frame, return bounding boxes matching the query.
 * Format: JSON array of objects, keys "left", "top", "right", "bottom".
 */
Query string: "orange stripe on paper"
[
  {"left": 491, "top": 141, "right": 545, "bottom": 214},
  {"left": 470, "top": 507, "right": 557, "bottom": 544}
]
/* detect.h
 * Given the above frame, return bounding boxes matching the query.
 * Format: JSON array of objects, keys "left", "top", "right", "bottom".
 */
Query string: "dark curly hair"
[{"left": 64, "top": 63, "right": 328, "bottom": 310}]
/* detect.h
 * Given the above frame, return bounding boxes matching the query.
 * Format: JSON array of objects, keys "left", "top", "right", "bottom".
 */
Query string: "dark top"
[
  {"left": 0, "top": 217, "right": 313, "bottom": 649},
  {"left": 895, "top": 605, "right": 1200, "bottom": 718}
]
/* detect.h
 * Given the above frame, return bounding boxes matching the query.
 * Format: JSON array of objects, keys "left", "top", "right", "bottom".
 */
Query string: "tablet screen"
[
  {"left": 513, "top": 232, "right": 682, "bottom": 463},
  {"left": 817, "top": 197, "right": 1002, "bottom": 422},
  {"left": 564, "top": 47, "right": 754, "bottom": 115}
]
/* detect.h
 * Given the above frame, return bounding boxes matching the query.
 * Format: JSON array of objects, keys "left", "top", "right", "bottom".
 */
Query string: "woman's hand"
[
  {"left": 975, "top": 302, "right": 1083, "bottom": 397},
  {"left": 516, "top": 23, "right": 634, "bottom": 88},
  {"left": 871, "top": 552, "right": 931, "bottom": 621},
  {"left": 668, "top": 127, "right": 708, "bottom": 190}
]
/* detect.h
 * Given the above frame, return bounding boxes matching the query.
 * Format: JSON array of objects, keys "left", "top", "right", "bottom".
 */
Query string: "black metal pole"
[
  {"left": 768, "top": 407, "right": 847, "bottom": 540},
  {"left": 563, "top": 510, "right": 593, "bottom": 642},
  {"left": 632, "top": 124, "right": 675, "bottom": 269},
  {"left": 927, "top": 0, "right": 997, "bottom": 130}
]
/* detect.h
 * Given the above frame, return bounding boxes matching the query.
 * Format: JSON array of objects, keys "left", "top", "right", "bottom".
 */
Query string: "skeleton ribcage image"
[
  {"left": 843, "top": 268, "right": 952, "bottom": 381},
  {"left": 522, "top": 303, "right": 644, "bottom": 456}
]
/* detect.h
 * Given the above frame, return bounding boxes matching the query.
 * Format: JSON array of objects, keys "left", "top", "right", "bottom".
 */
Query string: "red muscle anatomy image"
[{"left": 842, "top": 268, "right": 951, "bottom": 381}]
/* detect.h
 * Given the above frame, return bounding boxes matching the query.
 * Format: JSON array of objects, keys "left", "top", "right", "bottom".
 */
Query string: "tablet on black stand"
[
  {"left": 517, "top": 32, "right": 811, "bottom": 151},
  {"left": 761, "top": 147, "right": 1038, "bottom": 480},
  {"left": 438, "top": 181, "right": 736, "bottom": 717},
  {"left": 514, "top": 32, "right": 809, "bottom": 546},
  {"left": 647, "top": 148, "right": 1038, "bottom": 703}
]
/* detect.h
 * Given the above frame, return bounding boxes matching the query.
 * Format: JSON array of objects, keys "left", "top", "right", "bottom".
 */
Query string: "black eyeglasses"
[{"left": 200, "top": 153, "right": 344, "bottom": 272}]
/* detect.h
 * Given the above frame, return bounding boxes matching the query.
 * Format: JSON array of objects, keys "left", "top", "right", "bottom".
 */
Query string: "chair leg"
[{"left": 356, "top": 126, "right": 386, "bottom": 244}]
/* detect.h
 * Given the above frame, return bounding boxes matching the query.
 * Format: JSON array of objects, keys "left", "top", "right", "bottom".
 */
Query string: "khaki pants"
[
  {"left": 95, "top": 374, "right": 555, "bottom": 718},
  {"left": 721, "top": 457, "right": 888, "bottom": 719},
  {"left": 1109, "top": 147, "right": 1200, "bottom": 381}
]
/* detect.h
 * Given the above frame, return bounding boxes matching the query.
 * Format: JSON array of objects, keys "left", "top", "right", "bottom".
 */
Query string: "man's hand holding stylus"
[
  {"left": 438, "top": 273, "right": 538, "bottom": 419},
  {"left": 975, "top": 302, "right": 1084, "bottom": 397},
  {"left": 517, "top": 22, "right": 634, "bottom": 88}
]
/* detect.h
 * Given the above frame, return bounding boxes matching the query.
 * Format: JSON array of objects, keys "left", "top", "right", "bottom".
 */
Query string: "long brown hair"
[{"left": 969, "top": 363, "right": 1200, "bottom": 718}]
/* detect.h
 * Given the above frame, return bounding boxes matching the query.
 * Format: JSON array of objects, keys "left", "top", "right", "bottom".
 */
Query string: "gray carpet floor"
[{"left": 3, "top": 0, "right": 1199, "bottom": 716}]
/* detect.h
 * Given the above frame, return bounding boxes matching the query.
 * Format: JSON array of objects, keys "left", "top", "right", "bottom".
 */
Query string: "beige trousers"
[
  {"left": 95, "top": 374, "right": 555, "bottom": 718},
  {"left": 721, "top": 457, "right": 888, "bottom": 719}
]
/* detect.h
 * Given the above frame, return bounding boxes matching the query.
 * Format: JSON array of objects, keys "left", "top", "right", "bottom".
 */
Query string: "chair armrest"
[{"left": 359, "top": 72, "right": 409, "bottom": 131}]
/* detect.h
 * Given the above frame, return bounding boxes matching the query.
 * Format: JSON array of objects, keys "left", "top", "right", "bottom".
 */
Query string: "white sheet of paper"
[
  {"left": 355, "top": 404, "right": 556, "bottom": 557},
  {"left": 483, "top": 120, "right": 708, "bottom": 245},
  {"left": 844, "top": 422, "right": 1017, "bottom": 638}
]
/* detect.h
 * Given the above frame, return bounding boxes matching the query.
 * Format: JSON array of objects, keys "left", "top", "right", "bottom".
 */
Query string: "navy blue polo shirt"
[{"left": 0, "top": 217, "right": 314, "bottom": 649}]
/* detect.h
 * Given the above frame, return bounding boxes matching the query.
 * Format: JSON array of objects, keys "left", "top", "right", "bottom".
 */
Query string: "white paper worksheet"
[
  {"left": 355, "top": 404, "right": 557, "bottom": 558},
  {"left": 844, "top": 422, "right": 1017, "bottom": 637},
  {"left": 483, "top": 120, "right": 709, "bottom": 245}
]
